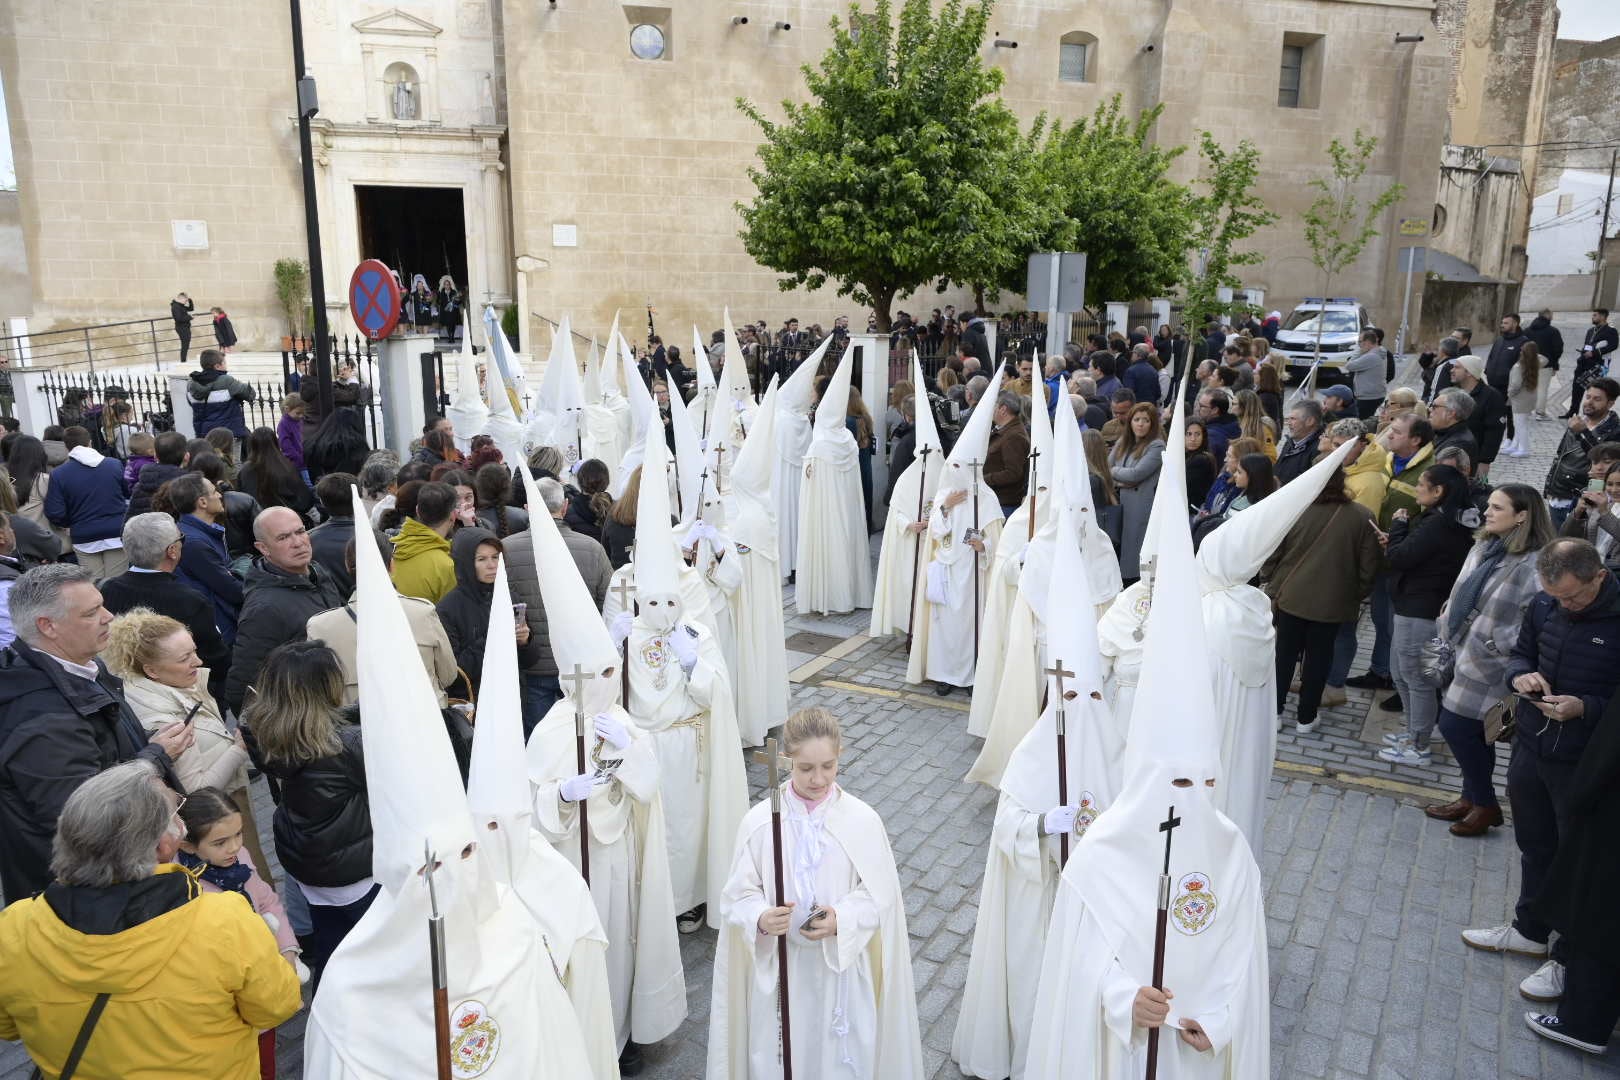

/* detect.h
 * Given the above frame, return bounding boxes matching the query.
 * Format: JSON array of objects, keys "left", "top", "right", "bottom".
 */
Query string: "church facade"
[{"left": 0, "top": 0, "right": 1557, "bottom": 350}]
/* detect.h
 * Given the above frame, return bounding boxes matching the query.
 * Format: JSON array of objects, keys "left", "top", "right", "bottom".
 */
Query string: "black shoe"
[
  {"left": 1345, "top": 671, "right": 1395, "bottom": 691},
  {"left": 677, "top": 904, "right": 706, "bottom": 934},
  {"left": 1380, "top": 694, "right": 1403, "bottom": 711},
  {"left": 934, "top": 681, "right": 954, "bottom": 696},
  {"left": 619, "top": 1043, "right": 645, "bottom": 1076}
]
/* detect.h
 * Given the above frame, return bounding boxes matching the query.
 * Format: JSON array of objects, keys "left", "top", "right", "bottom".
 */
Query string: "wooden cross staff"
[
  {"left": 1145, "top": 805, "right": 1182, "bottom": 1080},
  {"left": 905, "top": 445, "right": 934, "bottom": 644},
  {"left": 612, "top": 578, "right": 637, "bottom": 708},
  {"left": 747, "top": 737, "right": 795, "bottom": 1078},
  {"left": 1045, "top": 659, "right": 1076, "bottom": 869},
  {"left": 560, "top": 663, "right": 596, "bottom": 885},
  {"left": 695, "top": 466, "right": 711, "bottom": 523},
  {"left": 967, "top": 459, "right": 984, "bottom": 668}
]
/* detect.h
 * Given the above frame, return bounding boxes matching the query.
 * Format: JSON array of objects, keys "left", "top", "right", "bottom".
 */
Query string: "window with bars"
[
  {"left": 1278, "top": 44, "right": 1304, "bottom": 107},
  {"left": 1058, "top": 32, "right": 1097, "bottom": 83}
]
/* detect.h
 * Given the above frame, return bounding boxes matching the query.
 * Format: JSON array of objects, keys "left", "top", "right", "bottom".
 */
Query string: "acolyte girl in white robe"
[{"left": 707, "top": 713, "right": 925, "bottom": 1080}]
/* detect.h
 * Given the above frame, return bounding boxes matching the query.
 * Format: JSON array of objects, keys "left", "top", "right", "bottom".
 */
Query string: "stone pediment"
[{"left": 352, "top": 7, "right": 442, "bottom": 38}]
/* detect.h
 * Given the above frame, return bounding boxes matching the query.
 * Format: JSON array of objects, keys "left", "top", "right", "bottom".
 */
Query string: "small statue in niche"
[{"left": 391, "top": 75, "right": 417, "bottom": 120}]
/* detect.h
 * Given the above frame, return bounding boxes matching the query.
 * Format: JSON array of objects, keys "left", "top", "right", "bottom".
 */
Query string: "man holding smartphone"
[
  {"left": 1463, "top": 539, "right": 1620, "bottom": 1011},
  {"left": 1543, "top": 377, "right": 1620, "bottom": 528}
]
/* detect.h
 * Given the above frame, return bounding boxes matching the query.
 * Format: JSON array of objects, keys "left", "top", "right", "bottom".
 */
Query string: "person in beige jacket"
[{"left": 103, "top": 608, "right": 271, "bottom": 881}]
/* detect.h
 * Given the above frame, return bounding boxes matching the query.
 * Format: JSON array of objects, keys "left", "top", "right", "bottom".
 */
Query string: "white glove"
[
  {"left": 609, "top": 610, "right": 634, "bottom": 647},
  {"left": 669, "top": 624, "right": 700, "bottom": 674},
  {"left": 593, "top": 711, "right": 632, "bottom": 751},
  {"left": 684, "top": 519, "right": 715, "bottom": 548},
  {"left": 1043, "top": 806, "right": 1079, "bottom": 836},
  {"left": 569, "top": 459, "right": 584, "bottom": 475},
  {"left": 290, "top": 953, "right": 311, "bottom": 984},
  {"left": 559, "top": 772, "right": 603, "bottom": 803}
]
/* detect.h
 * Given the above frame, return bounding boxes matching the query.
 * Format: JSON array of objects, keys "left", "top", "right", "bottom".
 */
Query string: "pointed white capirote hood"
[
  {"left": 910, "top": 352, "right": 941, "bottom": 458},
  {"left": 1027, "top": 352, "right": 1055, "bottom": 501},
  {"left": 530, "top": 315, "right": 585, "bottom": 461},
  {"left": 518, "top": 464, "right": 620, "bottom": 716},
  {"left": 582, "top": 336, "right": 604, "bottom": 404},
  {"left": 1198, "top": 436, "right": 1356, "bottom": 589},
  {"left": 666, "top": 379, "right": 704, "bottom": 520},
  {"left": 719, "top": 308, "right": 757, "bottom": 414},
  {"left": 941, "top": 364, "right": 1007, "bottom": 479},
  {"left": 778, "top": 334, "right": 830, "bottom": 419},
  {"left": 619, "top": 332, "right": 656, "bottom": 439},
  {"left": 465, "top": 551, "right": 529, "bottom": 880},
  {"left": 730, "top": 375, "right": 779, "bottom": 504},
  {"left": 603, "top": 310, "right": 625, "bottom": 399},
  {"left": 445, "top": 340, "right": 490, "bottom": 449},
  {"left": 810, "top": 338, "right": 855, "bottom": 434},
  {"left": 351, "top": 487, "right": 475, "bottom": 896},
  {"left": 633, "top": 431, "right": 683, "bottom": 601},
  {"left": 1134, "top": 378, "right": 1187, "bottom": 584},
  {"left": 693, "top": 325, "right": 717, "bottom": 395}
]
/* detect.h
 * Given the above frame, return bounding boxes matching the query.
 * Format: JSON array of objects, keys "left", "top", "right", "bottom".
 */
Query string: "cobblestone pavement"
[{"left": 7, "top": 320, "right": 1618, "bottom": 1079}]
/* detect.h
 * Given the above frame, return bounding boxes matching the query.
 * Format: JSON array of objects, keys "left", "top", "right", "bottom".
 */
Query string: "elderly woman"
[
  {"left": 103, "top": 608, "right": 272, "bottom": 883},
  {"left": 0, "top": 760, "right": 302, "bottom": 1079}
]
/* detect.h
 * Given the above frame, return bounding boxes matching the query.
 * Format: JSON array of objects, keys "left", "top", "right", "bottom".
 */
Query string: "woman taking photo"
[
  {"left": 1560, "top": 460, "right": 1620, "bottom": 573},
  {"left": 236, "top": 427, "right": 315, "bottom": 522},
  {"left": 1375, "top": 465, "right": 1480, "bottom": 767},
  {"left": 709, "top": 707, "right": 923, "bottom": 1077},
  {"left": 1428, "top": 484, "right": 1555, "bottom": 836},
  {"left": 247, "top": 640, "right": 374, "bottom": 976},
  {"left": 1263, "top": 466, "right": 1381, "bottom": 735},
  {"left": 1108, "top": 403, "right": 1165, "bottom": 584}
]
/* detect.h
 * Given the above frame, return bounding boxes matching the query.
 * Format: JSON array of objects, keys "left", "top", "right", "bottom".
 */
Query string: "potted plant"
[{"left": 273, "top": 258, "right": 310, "bottom": 350}]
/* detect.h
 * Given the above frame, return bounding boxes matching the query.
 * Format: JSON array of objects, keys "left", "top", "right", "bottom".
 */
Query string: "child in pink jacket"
[{"left": 178, "top": 787, "right": 308, "bottom": 983}]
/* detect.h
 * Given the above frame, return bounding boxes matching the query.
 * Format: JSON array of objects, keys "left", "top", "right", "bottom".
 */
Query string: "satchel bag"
[
  {"left": 1419, "top": 636, "right": 1456, "bottom": 684},
  {"left": 1484, "top": 696, "right": 1518, "bottom": 744}
]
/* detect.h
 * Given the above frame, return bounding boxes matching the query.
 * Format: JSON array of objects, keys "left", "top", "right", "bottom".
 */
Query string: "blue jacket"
[
  {"left": 1043, "top": 372, "right": 1064, "bottom": 419},
  {"left": 1122, "top": 360, "right": 1161, "bottom": 408},
  {"left": 175, "top": 513, "right": 244, "bottom": 644},
  {"left": 1505, "top": 576, "right": 1620, "bottom": 763},
  {"left": 1203, "top": 415, "right": 1242, "bottom": 465},
  {"left": 43, "top": 455, "right": 129, "bottom": 546},
  {"left": 187, "top": 368, "right": 255, "bottom": 438}
]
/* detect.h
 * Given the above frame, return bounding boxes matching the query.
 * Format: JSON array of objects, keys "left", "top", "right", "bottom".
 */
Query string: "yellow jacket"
[
  {"left": 389, "top": 517, "right": 456, "bottom": 604},
  {"left": 0, "top": 864, "right": 302, "bottom": 1080},
  {"left": 1345, "top": 437, "right": 1392, "bottom": 516}
]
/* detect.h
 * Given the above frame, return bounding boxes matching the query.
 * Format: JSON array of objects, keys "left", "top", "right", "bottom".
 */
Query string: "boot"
[
  {"left": 1449, "top": 804, "right": 1504, "bottom": 837},
  {"left": 1423, "top": 797, "right": 1473, "bottom": 822}
]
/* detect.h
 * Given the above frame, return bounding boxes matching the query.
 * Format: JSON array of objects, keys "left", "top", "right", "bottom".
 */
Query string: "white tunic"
[
  {"left": 795, "top": 424, "right": 873, "bottom": 615},
  {"left": 868, "top": 457, "right": 938, "bottom": 638},
  {"left": 1202, "top": 584, "right": 1282, "bottom": 852},
  {"left": 724, "top": 539, "right": 788, "bottom": 745},
  {"left": 623, "top": 619, "right": 750, "bottom": 921},
  {"left": 906, "top": 483, "right": 1002, "bottom": 687},
  {"left": 776, "top": 405, "right": 814, "bottom": 581},
  {"left": 707, "top": 787, "right": 925, "bottom": 1080}
]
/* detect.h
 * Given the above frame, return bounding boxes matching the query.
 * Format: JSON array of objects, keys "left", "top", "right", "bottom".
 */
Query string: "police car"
[{"left": 1274, "top": 298, "right": 1371, "bottom": 384}]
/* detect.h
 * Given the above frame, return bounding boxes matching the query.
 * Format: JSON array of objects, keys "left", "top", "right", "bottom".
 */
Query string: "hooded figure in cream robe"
[
  {"left": 795, "top": 339, "right": 873, "bottom": 615},
  {"left": 525, "top": 314, "right": 586, "bottom": 471},
  {"left": 906, "top": 367, "right": 1006, "bottom": 690},
  {"left": 700, "top": 309, "right": 760, "bottom": 499},
  {"left": 467, "top": 554, "right": 619, "bottom": 1077},
  {"left": 952, "top": 497, "right": 1124, "bottom": 1080},
  {"left": 520, "top": 467, "right": 687, "bottom": 1055},
  {"left": 870, "top": 352, "right": 945, "bottom": 639},
  {"left": 612, "top": 331, "right": 660, "bottom": 499},
  {"left": 669, "top": 378, "right": 742, "bottom": 681},
  {"left": 304, "top": 489, "right": 595, "bottom": 1080},
  {"left": 583, "top": 334, "right": 630, "bottom": 487},
  {"left": 707, "top": 721, "right": 925, "bottom": 1080},
  {"left": 966, "top": 393, "right": 1122, "bottom": 787},
  {"left": 445, "top": 334, "right": 489, "bottom": 453},
  {"left": 776, "top": 338, "right": 831, "bottom": 582},
  {"left": 723, "top": 376, "right": 791, "bottom": 744},
  {"left": 1024, "top": 473, "right": 1270, "bottom": 1080},
  {"left": 1197, "top": 440, "right": 1354, "bottom": 850},
  {"left": 612, "top": 434, "right": 749, "bottom": 924}
]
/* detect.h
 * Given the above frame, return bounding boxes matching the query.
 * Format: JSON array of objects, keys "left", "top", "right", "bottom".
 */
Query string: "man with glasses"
[{"left": 223, "top": 507, "right": 343, "bottom": 716}]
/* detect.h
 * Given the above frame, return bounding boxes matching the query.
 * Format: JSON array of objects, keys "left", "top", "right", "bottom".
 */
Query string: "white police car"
[{"left": 1274, "top": 298, "right": 1370, "bottom": 383}]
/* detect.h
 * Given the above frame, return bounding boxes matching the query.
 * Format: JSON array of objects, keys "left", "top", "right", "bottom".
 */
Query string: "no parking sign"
[{"left": 348, "top": 259, "right": 402, "bottom": 341}]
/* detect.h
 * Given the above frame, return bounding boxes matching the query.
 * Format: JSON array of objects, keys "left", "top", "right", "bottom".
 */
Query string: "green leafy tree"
[
  {"left": 1301, "top": 130, "right": 1405, "bottom": 362},
  {"left": 273, "top": 258, "right": 309, "bottom": 336},
  {"left": 736, "top": 0, "right": 1040, "bottom": 330},
  {"left": 1182, "top": 132, "right": 1278, "bottom": 328},
  {"left": 1033, "top": 98, "right": 1195, "bottom": 310}
]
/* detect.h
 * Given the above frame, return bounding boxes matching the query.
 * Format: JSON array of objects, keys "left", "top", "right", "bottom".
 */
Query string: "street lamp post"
[{"left": 289, "top": 0, "right": 334, "bottom": 419}]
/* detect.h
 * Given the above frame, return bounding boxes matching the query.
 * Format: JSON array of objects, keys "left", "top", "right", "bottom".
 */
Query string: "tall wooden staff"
[
  {"left": 747, "top": 737, "right": 795, "bottom": 1079},
  {"left": 1145, "top": 806, "right": 1181, "bottom": 1080},
  {"left": 905, "top": 445, "right": 934, "bottom": 644},
  {"left": 561, "top": 664, "right": 595, "bottom": 885},
  {"left": 968, "top": 459, "right": 983, "bottom": 667},
  {"left": 1045, "top": 659, "right": 1075, "bottom": 868},
  {"left": 694, "top": 466, "right": 711, "bottom": 523},
  {"left": 424, "top": 841, "right": 452, "bottom": 1080},
  {"left": 1026, "top": 443, "right": 1042, "bottom": 705},
  {"left": 612, "top": 579, "right": 637, "bottom": 709}
]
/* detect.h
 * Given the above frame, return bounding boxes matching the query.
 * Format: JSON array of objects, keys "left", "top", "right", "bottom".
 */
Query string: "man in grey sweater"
[{"left": 1342, "top": 328, "right": 1389, "bottom": 420}]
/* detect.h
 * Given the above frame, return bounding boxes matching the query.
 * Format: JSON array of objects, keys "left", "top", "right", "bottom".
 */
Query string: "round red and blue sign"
[{"left": 348, "top": 259, "right": 402, "bottom": 341}]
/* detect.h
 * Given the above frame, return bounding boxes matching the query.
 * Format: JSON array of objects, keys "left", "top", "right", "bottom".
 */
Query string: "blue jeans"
[
  {"left": 522, "top": 674, "right": 561, "bottom": 738},
  {"left": 1508, "top": 737, "right": 1576, "bottom": 962},
  {"left": 1549, "top": 502, "right": 1573, "bottom": 531},
  {"left": 1436, "top": 705, "right": 1499, "bottom": 809},
  {"left": 1327, "top": 575, "right": 1391, "bottom": 686}
]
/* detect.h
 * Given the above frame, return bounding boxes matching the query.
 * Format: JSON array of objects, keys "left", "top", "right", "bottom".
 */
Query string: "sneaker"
[
  {"left": 1380, "top": 693, "right": 1404, "bottom": 711},
  {"left": 1295, "top": 719, "right": 1318, "bottom": 735},
  {"left": 677, "top": 904, "right": 707, "bottom": 935},
  {"left": 1524, "top": 1012, "right": 1605, "bottom": 1054},
  {"left": 1381, "top": 731, "right": 1412, "bottom": 746},
  {"left": 1531, "top": 411, "right": 1552, "bottom": 421},
  {"left": 1521, "top": 960, "right": 1566, "bottom": 1002},
  {"left": 1345, "top": 671, "right": 1395, "bottom": 690},
  {"left": 1320, "top": 686, "right": 1347, "bottom": 708},
  {"left": 1378, "top": 744, "right": 1431, "bottom": 765},
  {"left": 1461, "top": 924, "right": 1549, "bottom": 957}
]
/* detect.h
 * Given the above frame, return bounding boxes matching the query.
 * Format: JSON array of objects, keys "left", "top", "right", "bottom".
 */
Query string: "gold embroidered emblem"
[
  {"left": 449, "top": 999, "right": 501, "bottom": 1078},
  {"left": 641, "top": 636, "right": 670, "bottom": 691},
  {"left": 1171, "top": 872, "right": 1217, "bottom": 936},
  {"left": 1075, "top": 791, "right": 1099, "bottom": 836}
]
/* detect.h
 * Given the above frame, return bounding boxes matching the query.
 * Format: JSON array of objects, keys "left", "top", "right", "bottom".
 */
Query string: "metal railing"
[
  {"left": 28, "top": 370, "right": 178, "bottom": 441},
  {"left": 278, "top": 336, "right": 386, "bottom": 446},
  {"left": 0, "top": 315, "right": 233, "bottom": 374}
]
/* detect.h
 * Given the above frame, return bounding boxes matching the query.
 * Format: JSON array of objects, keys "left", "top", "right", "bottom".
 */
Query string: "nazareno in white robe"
[
  {"left": 905, "top": 480, "right": 1002, "bottom": 687},
  {"left": 622, "top": 617, "right": 750, "bottom": 924},
  {"left": 869, "top": 451, "right": 942, "bottom": 639},
  {"left": 1097, "top": 579, "right": 1153, "bottom": 741},
  {"left": 707, "top": 786, "right": 925, "bottom": 1080},
  {"left": 526, "top": 697, "right": 687, "bottom": 1051},
  {"left": 795, "top": 422, "right": 874, "bottom": 615},
  {"left": 964, "top": 510, "right": 1033, "bottom": 737},
  {"left": 776, "top": 402, "right": 814, "bottom": 581},
  {"left": 722, "top": 507, "right": 789, "bottom": 745}
]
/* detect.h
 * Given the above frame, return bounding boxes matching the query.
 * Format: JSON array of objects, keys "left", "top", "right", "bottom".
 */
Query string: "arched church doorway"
[{"left": 354, "top": 184, "right": 469, "bottom": 339}]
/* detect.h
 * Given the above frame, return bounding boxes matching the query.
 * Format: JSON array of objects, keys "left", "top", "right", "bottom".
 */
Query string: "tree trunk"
[
  {"left": 973, "top": 283, "right": 986, "bottom": 316},
  {"left": 869, "top": 284, "right": 896, "bottom": 333}
]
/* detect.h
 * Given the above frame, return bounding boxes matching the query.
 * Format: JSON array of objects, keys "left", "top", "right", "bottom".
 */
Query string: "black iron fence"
[
  {"left": 29, "top": 370, "right": 178, "bottom": 447},
  {"left": 279, "top": 335, "right": 386, "bottom": 447}
]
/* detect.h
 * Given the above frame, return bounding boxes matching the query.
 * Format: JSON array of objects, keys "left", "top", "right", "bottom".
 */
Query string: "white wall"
[{"left": 1527, "top": 169, "right": 1612, "bottom": 276}]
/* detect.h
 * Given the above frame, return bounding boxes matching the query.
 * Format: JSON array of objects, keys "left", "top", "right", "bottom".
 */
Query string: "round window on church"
[{"left": 629, "top": 23, "right": 666, "bottom": 60}]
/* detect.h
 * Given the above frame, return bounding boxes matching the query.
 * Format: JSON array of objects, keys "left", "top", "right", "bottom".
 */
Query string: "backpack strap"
[{"left": 55, "top": 992, "right": 111, "bottom": 1080}]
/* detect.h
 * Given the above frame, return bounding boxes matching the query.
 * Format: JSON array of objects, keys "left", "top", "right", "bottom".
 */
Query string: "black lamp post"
[{"left": 289, "top": 0, "right": 334, "bottom": 418}]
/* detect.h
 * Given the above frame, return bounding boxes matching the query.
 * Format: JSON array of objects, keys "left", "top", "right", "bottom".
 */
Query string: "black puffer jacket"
[
  {"left": 265, "top": 710, "right": 371, "bottom": 888},
  {"left": 436, "top": 528, "right": 541, "bottom": 695},
  {"left": 1384, "top": 507, "right": 1478, "bottom": 619},
  {"left": 125, "top": 462, "right": 184, "bottom": 520},
  {"left": 1505, "top": 576, "right": 1620, "bottom": 763},
  {"left": 223, "top": 560, "right": 345, "bottom": 715},
  {"left": 219, "top": 485, "right": 262, "bottom": 560}
]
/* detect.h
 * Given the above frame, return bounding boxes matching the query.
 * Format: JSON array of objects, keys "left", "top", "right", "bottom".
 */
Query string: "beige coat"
[
  {"left": 307, "top": 595, "right": 459, "bottom": 707},
  {"left": 122, "top": 672, "right": 249, "bottom": 794}
]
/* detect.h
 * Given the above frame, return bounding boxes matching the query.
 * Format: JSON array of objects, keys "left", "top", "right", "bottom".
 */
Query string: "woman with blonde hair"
[
  {"left": 1233, "top": 389, "right": 1278, "bottom": 460},
  {"left": 603, "top": 464, "right": 643, "bottom": 568},
  {"left": 104, "top": 608, "right": 268, "bottom": 878},
  {"left": 709, "top": 707, "right": 924, "bottom": 1077}
]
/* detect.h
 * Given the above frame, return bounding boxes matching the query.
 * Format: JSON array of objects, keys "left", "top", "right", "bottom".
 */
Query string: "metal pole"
[
  {"left": 289, "top": 0, "right": 334, "bottom": 420},
  {"left": 1593, "top": 149, "right": 1618, "bottom": 310},
  {"left": 1396, "top": 248, "right": 1415, "bottom": 358}
]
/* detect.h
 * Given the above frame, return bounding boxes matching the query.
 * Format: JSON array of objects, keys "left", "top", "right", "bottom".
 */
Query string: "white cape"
[{"left": 795, "top": 428, "right": 873, "bottom": 615}]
